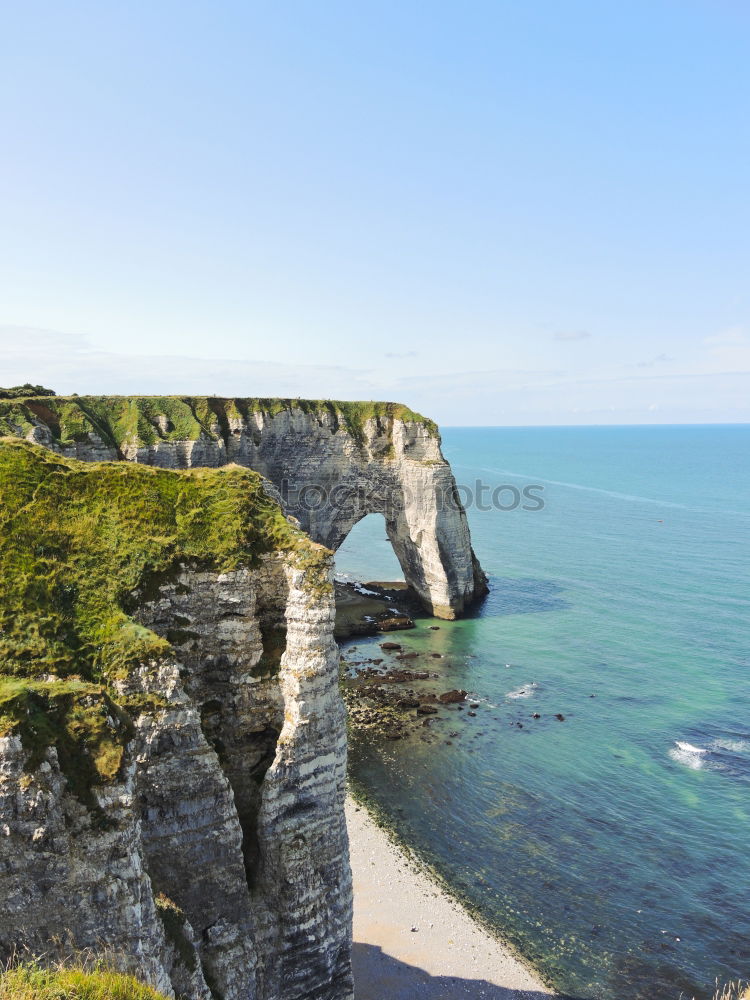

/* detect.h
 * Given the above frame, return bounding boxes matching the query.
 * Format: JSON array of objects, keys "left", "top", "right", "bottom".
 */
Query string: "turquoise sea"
[{"left": 336, "top": 426, "right": 750, "bottom": 1000}]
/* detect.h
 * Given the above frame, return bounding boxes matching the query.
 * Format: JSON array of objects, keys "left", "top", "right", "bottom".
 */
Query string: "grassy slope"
[
  {"left": 0, "top": 396, "right": 437, "bottom": 449},
  {"left": 0, "top": 438, "right": 324, "bottom": 799},
  {"left": 0, "top": 967, "right": 170, "bottom": 1000}
]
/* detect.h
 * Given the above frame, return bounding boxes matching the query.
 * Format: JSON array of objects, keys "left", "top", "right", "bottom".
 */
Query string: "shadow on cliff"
[
  {"left": 352, "top": 942, "right": 587, "bottom": 1000},
  {"left": 463, "top": 576, "right": 570, "bottom": 619}
]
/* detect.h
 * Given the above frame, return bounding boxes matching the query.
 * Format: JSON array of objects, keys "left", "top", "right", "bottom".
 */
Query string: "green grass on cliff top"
[
  {"left": 0, "top": 438, "right": 308, "bottom": 680},
  {"left": 0, "top": 966, "right": 170, "bottom": 1000},
  {"left": 0, "top": 396, "right": 437, "bottom": 448},
  {"left": 0, "top": 438, "right": 323, "bottom": 795}
]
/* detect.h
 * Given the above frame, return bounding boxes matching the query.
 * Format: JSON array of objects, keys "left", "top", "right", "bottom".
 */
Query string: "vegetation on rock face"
[
  {"left": 0, "top": 965, "right": 169, "bottom": 1000},
  {"left": 154, "top": 894, "right": 197, "bottom": 972},
  {"left": 0, "top": 677, "right": 133, "bottom": 809},
  {"left": 706, "top": 984, "right": 750, "bottom": 1000},
  {"left": 0, "top": 438, "right": 326, "bottom": 799},
  {"left": 0, "top": 395, "right": 438, "bottom": 449}
]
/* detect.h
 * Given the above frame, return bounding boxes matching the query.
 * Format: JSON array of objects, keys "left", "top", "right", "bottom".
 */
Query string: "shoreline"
[{"left": 346, "top": 791, "right": 556, "bottom": 999}]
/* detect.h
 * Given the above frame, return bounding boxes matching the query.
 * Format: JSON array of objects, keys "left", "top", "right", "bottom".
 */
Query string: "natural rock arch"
[{"left": 0, "top": 396, "right": 488, "bottom": 618}]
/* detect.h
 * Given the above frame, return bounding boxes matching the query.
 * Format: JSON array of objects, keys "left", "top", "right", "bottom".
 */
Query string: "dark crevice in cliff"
[
  {"left": 235, "top": 725, "right": 280, "bottom": 890},
  {"left": 256, "top": 623, "right": 286, "bottom": 678},
  {"left": 197, "top": 695, "right": 282, "bottom": 892},
  {"left": 206, "top": 398, "right": 232, "bottom": 455}
]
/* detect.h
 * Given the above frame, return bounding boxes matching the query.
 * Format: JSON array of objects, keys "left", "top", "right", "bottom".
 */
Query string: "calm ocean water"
[{"left": 336, "top": 426, "right": 750, "bottom": 1000}]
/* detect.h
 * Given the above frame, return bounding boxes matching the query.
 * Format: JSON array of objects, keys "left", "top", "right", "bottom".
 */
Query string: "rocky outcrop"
[
  {"left": 0, "top": 397, "right": 487, "bottom": 618},
  {"left": 0, "top": 442, "right": 352, "bottom": 1000}
]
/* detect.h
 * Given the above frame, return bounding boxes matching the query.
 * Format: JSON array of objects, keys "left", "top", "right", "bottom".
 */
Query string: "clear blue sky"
[{"left": 1, "top": 0, "right": 748, "bottom": 424}]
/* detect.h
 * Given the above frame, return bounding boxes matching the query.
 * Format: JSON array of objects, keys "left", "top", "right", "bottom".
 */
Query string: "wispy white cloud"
[
  {"left": 554, "top": 330, "right": 591, "bottom": 341},
  {"left": 701, "top": 325, "right": 750, "bottom": 373},
  {"left": 0, "top": 326, "right": 381, "bottom": 400},
  {"left": 2, "top": 325, "right": 748, "bottom": 426},
  {"left": 634, "top": 353, "right": 675, "bottom": 368},
  {"left": 703, "top": 325, "right": 747, "bottom": 347}
]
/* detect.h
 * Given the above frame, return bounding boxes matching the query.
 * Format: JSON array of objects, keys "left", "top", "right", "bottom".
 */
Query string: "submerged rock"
[
  {"left": 378, "top": 614, "right": 415, "bottom": 632},
  {"left": 438, "top": 689, "right": 468, "bottom": 704}
]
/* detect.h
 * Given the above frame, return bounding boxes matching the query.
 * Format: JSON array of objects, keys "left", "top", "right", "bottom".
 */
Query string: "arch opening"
[
  {"left": 332, "top": 514, "right": 420, "bottom": 638},
  {"left": 333, "top": 513, "right": 404, "bottom": 586}
]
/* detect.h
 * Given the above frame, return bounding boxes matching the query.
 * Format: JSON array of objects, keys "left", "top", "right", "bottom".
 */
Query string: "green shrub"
[{"left": 0, "top": 385, "right": 56, "bottom": 401}]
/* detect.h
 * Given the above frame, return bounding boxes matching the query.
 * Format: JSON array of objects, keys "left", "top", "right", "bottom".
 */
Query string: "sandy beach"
[{"left": 346, "top": 796, "right": 556, "bottom": 1000}]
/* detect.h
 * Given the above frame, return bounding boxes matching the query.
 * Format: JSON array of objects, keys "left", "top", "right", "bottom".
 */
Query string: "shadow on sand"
[{"left": 352, "top": 942, "right": 586, "bottom": 1000}]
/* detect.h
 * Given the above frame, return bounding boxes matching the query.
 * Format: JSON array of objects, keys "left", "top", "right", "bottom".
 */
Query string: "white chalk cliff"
[
  {"left": 0, "top": 396, "right": 487, "bottom": 1000},
  {"left": 0, "top": 441, "right": 351, "bottom": 1000}
]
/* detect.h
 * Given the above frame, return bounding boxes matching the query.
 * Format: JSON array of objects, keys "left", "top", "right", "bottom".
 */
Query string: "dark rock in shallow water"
[
  {"left": 438, "top": 689, "right": 467, "bottom": 704},
  {"left": 378, "top": 614, "right": 414, "bottom": 632},
  {"left": 380, "top": 641, "right": 402, "bottom": 650},
  {"left": 396, "top": 651, "right": 419, "bottom": 660},
  {"left": 398, "top": 697, "right": 421, "bottom": 709},
  {"left": 416, "top": 705, "right": 439, "bottom": 716},
  {"left": 382, "top": 669, "right": 429, "bottom": 683}
]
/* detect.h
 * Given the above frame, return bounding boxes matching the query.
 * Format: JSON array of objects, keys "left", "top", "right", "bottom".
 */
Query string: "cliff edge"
[
  {"left": 0, "top": 439, "right": 352, "bottom": 1000},
  {"left": 0, "top": 396, "right": 487, "bottom": 618}
]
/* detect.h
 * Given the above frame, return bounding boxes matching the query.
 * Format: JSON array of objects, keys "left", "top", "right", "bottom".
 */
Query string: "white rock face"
[
  {"left": 0, "top": 554, "right": 353, "bottom": 1000},
  {"left": 16, "top": 399, "right": 487, "bottom": 618},
  {"left": 0, "top": 397, "right": 486, "bottom": 996},
  {"left": 221, "top": 411, "right": 487, "bottom": 619}
]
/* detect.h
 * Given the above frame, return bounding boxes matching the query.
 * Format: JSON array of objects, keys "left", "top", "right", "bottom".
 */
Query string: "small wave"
[
  {"left": 467, "top": 694, "right": 498, "bottom": 709},
  {"left": 710, "top": 738, "right": 750, "bottom": 754},
  {"left": 669, "top": 745, "right": 706, "bottom": 770},
  {"left": 670, "top": 736, "right": 750, "bottom": 779},
  {"left": 506, "top": 682, "right": 538, "bottom": 700}
]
